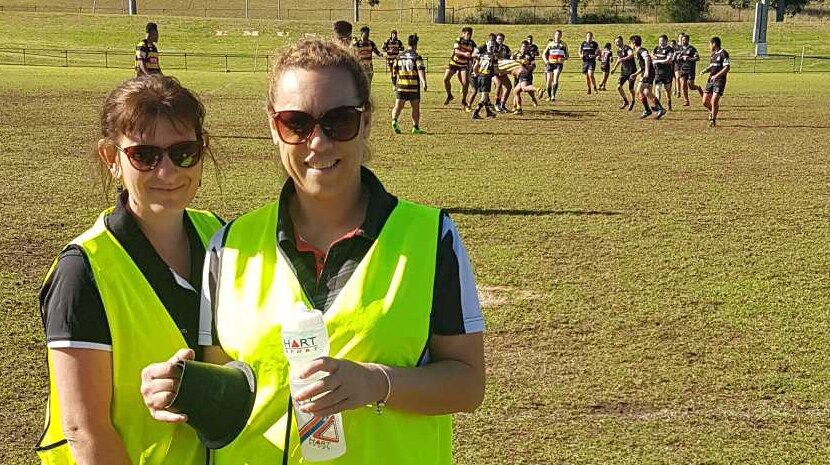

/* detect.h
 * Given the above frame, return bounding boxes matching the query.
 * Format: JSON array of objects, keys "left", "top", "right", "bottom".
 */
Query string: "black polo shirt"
[
  {"left": 39, "top": 191, "right": 216, "bottom": 360},
  {"left": 201, "top": 167, "right": 485, "bottom": 354}
]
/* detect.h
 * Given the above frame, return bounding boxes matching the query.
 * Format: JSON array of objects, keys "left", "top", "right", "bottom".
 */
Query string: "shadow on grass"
[
  {"left": 445, "top": 207, "right": 624, "bottom": 217},
  {"left": 726, "top": 124, "right": 830, "bottom": 129}
]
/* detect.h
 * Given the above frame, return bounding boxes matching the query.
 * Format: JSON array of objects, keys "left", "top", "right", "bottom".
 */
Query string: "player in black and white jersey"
[
  {"left": 676, "top": 33, "right": 701, "bottom": 107},
  {"left": 494, "top": 32, "right": 513, "bottom": 113},
  {"left": 700, "top": 36, "right": 730, "bottom": 127},
  {"left": 631, "top": 35, "right": 666, "bottom": 120},
  {"left": 652, "top": 34, "right": 675, "bottom": 111},
  {"left": 598, "top": 42, "right": 613, "bottom": 91},
  {"left": 673, "top": 35, "right": 683, "bottom": 98},
  {"left": 611, "top": 36, "right": 637, "bottom": 111},
  {"left": 579, "top": 31, "right": 600, "bottom": 95}
]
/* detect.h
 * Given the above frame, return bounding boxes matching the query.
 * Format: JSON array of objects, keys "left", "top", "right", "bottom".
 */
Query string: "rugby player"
[
  {"left": 541, "top": 30, "right": 568, "bottom": 102},
  {"left": 392, "top": 34, "right": 428, "bottom": 135},
  {"left": 598, "top": 42, "right": 613, "bottom": 91},
  {"left": 332, "top": 20, "right": 353, "bottom": 47},
  {"left": 382, "top": 29, "right": 404, "bottom": 86},
  {"left": 631, "top": 35, "right": 666, "bottom": 119},
  {"left": 700, "top": 36, "right": 730, "bottom": 127},
  {"left": 676, "top": 33, "right": 701, "bottom": 106},
  {"left": 471, "top": 40, "right": 498, "bottom": 119},
  {"left": 443, "top": 27, "right": 476, "bottom": 110},
  {"left": 135, "top": 22, "right": 162, "bottom": 76},
  {"left": 467, "top": 33, "right": 496, "bottom": 109},
  {"left": 579, "top": 31, "right": 600, "bottom": 94},
  {"left": 673, "top": 35, "right": 683, "bottom": 98},
  {"left": 494, "top": 32, "right": 513, "bottom": 112},
  {"left": 611, "top": 35, "right": 637, "bottom": 110},
  {"left": 508, "top": 40, "right": 538, "bottom": 115},
  {"left": 652, "top": 34, "right": 675, "bottom": 111},
  {"left": 353, "top": 26, "right": 382, "bottom": 83},
  {"left": 524, "top": 35, "right": 540, "bottom": 60}
]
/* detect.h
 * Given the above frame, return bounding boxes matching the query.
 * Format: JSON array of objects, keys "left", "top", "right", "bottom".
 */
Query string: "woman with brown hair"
[
  {"left": 141, "top": 38, "right": 486, "bottom": 464},
  {"left": 36, "top": 75, "right": 222, "bottom": 464}
]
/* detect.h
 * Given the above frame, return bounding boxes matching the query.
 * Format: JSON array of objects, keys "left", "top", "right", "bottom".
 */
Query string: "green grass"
[{"left": 2, "top": 13, "right": 830, "bottom": 465}]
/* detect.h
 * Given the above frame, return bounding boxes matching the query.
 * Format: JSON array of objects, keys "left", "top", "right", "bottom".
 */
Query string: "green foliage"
[
  {"left": 580, "top": 9, "right": 640, "bottom": 23},
  {"left": 662, "top": 0, "right": 709, "bottom": 21}
]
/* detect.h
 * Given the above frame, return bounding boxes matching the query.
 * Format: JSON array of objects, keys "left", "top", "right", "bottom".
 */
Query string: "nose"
[
  {"left": 154, "top": 150, "right": 178, "bottom": 178},
  {"left": 307, "top": 124, "right": 335, "bottom": 152}
]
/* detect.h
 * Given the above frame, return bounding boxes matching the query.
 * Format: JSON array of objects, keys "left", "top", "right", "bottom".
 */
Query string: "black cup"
[{"left": 170, "top": 360, "right": 257, "bottom": 449}]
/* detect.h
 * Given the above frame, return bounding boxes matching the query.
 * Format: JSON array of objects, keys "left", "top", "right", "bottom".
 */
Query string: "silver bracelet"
[{"left": 372, "top": 364, "right": 392, "bottom": 415}]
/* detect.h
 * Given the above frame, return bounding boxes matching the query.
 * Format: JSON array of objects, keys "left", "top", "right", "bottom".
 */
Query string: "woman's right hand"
[{"left": 140, "top": 348, "right": 194, "bottom": 423}]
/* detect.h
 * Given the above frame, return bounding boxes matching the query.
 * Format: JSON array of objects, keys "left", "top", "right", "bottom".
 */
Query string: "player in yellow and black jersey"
[
  {"left": 382, "top": 30, "right": 404, "bottom": 86},
  {"left": 508, "top": 40, "right": 538, "bottom": 114},
  {"left": 471, "top": 40, "right": 498, "bottom": 120},
  {"left": 135, "top": 22, "right": 161, "bottom": 76},
  {"left": 392, "top": 34, "right": 428, "bottom": 135},
  {"left": 352, "top": 26, "right": 382, "bottom": 83},
  {"left": 443, "top": 27, "right": 476, "bottom": 109}
]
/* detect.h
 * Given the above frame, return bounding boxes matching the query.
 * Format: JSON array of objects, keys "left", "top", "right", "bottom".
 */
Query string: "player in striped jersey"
[
  {"left": 352, "top": 26, "right": 382, "bottom": 83},
  {"left": 382, "top": 30, "right": 404, "bottom": 86},
  {"left": 509, "top": 40, "right": 538, "bottom": 115},
  {"left": 392, "top": 34, "right": 428, "bottom": 135},
  {"left": 541, "top": 30, "right": 568, "bottom": 102},
  {"left": 443, "top": 27, "right": 476, "bottom": 110},
  {"left": 135, "top": 22, "right": 161, "bottom": 76}
]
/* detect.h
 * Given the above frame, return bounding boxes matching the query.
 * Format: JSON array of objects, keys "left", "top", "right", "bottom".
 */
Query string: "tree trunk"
[
  {"left": 568, "top": 0, "right": 578, "bottom": 23},
  {"left": 776, "top": 0, "right": 785, "bottom": 21},
  {"left": 354, "top": 0, "right": 359, "bottom": 22},
  {"left": 437, "top": 0, "right": 446, "bottom": 23}
]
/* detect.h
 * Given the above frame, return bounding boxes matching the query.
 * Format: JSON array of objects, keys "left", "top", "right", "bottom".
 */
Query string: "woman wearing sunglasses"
[
  {"left": 36, "top": 75, "right": 222, "bottom": 465},
  {"left": 141, "top": 39, "right": 485, "bottom": 464}
]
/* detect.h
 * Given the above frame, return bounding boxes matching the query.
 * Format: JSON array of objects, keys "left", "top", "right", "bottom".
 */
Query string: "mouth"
[
  {"left": 305, "top": 159, "right": 340, "bottom": 171},
  {"left": 151, "top": 184, "right": 186, "bottom": 192}
]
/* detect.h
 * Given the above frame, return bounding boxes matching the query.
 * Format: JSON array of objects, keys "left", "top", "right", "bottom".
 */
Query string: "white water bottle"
[{"left": 282, "top": 303, "right": 347, "bottom": 461}]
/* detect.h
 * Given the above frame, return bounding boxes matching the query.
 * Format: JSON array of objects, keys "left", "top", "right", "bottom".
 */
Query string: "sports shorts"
[
  {"left": 582, "top": 61, "right": 596, "bottom": 73},
  {"left": 476, "top": 75, "right": 493, "bottom": 93},
  {"left": 655, "top": 73, "right": 673, "bottom": 85},
  {"left": 679, "top": 71, "right": 696, "bottom": 82},
  {"left": 395, "top": 91, "right": 420, "bottom": 101},
  {"left": 517, "top": 70, "right": 533, "bottom": 84},
  {"left": 545, "top": 62, "right": 563, "bottom": 73},
  {"left": 446, "top": 63, "right": 468, "bottom": 72},
  {"left": 705, "top": 80, "right": 726, "bottom": 96},
  {"left": 619, "top": 74, "right": 634, "bottom": 88}
]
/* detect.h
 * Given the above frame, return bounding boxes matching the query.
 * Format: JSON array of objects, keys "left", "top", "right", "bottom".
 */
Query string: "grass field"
[{"left": 2, "top": 12, "right": 830, "bottom": 465}]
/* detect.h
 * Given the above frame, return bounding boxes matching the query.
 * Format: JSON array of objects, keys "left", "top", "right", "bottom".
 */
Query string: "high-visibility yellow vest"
[
  {"left": 213, "top": 199, "right": 452, "bottom": 465},
  {"left": 36, "top": 208, "right": 222, "bottom": 465}
]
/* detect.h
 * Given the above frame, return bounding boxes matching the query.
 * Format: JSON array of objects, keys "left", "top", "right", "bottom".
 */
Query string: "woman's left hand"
[{"left": 292, "top": 357, "right": 386, "bottom": 418}]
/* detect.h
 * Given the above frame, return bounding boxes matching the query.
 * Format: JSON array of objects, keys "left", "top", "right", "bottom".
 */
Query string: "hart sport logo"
[{"left": 283, "top": 336, "right": 319, "bottom": 353}]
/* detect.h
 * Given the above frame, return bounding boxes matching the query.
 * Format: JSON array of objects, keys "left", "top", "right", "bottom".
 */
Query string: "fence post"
[
  {"left": 184, "top": 53, "right": 188, "bottom": 71},
  {"left": 105, "top": 50, "right": 108, "bottom": 68},
  {"left": 753, "top": 55, "right": 756, "bottom": 73},
  {"left": 225, "top": 54, "right": 229, "bottom": 72},
  {"left": 22, "top": 49, "right": 26, "bottom": 65},
  {"left": 64, "top": 50, "right": 68, "bottom": 67}
]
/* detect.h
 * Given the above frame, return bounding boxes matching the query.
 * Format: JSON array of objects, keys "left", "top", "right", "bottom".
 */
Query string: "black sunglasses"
[
  {"left": 271, "top": 105, "right": 365, "bottom": 145},
  {"left": 113, "top": 140, "right": 204, "bottom": 172}
]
